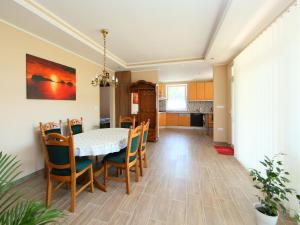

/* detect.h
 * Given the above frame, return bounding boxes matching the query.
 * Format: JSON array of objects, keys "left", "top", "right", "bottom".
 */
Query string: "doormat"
[{"left": 214, "top": 145, "right": 234, "bottom": 155}]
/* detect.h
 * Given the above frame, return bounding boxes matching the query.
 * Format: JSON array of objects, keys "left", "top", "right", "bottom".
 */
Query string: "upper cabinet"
[
  {"left": 158, "top": 83, "right": 166, "bottom": 98},
  {"left": 187, "top": 82, "right": 197, "bottom": 101},
  {"left": 204, "top": 81, "right": 213, "bottom": 100},
  {"left": 188, "top": 81, "right": 213, "bottom": 101}
]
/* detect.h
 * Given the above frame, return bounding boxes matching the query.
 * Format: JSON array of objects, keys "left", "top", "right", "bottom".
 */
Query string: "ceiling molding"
[
  {"left": 14, "top": 0, "right": 127, "bottom": 68},
  {"left": 203, "top": 0, "right": 232, "bottom": 59},
  {"left": 12, "top": 0, "right": 211, "bottom": 69},
  {"left": 127, "top": 57, "right": 205, "bottom": 69},
  {"left": 221, "top": 0, "right": 296, "bottom": 65},
  {"left": 0, "top": 19, "right": 116, "bottom": 73}
]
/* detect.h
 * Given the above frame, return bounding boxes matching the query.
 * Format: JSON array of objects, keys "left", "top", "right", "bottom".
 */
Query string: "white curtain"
[{"left": 233, "top": 3, "right": 300, "bottom": 212}]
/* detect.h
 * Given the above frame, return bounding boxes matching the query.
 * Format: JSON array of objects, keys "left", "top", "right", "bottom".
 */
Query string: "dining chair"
[
  {"left": 42, "top": 133, "right": 94, "bottom": 212},
  {"left": 103, "top": 125, "right": 142, "bottom": 194},
  {"left": 39, "top": 120, "right": 62, "bottom": 136},
  {"left": 138, "top": 119, "right": 150, "bottom": 177},
  {"left": 67, "top": 117, "right": 83, "bottom": 135},
  {"left": 119, "top": 115, "right": 136, "bottom": 129},
  {"left": 40, "top": 120, "right": 62, "bottom": 177}
]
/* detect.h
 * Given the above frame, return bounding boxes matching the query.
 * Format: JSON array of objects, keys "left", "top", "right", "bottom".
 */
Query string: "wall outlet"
[{"left": 217, "top": 128, "right": 224, "bottom": 131}]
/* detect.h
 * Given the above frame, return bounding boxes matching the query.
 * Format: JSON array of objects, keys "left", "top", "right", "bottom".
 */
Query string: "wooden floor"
[{"left": 20, "top": 128, "right": 296, "bottom": 225}]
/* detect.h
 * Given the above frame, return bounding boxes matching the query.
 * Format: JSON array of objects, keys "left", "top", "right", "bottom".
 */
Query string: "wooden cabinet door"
[
  {"left": 115, "top": 71, "right": 131, "bottom": 126},
  {"left": 204, "top": 81, "right": 213, "bottom": 100},
  {"left": 196, "top": 82, "right": 205, "bottom": 100},
  {"left": 139, "top": 89, "right": 156, "bottom": 129},
  {"left": 166, "top": 113, "right": 178, "bottom": 126},
  {"left": 188, "top": 82, "right": 197, "bottom": 101},
  {"left": 178, "top": 114, "right": 190, "bottom": 126},
  {"left": 159, "top": 113, "right": 166, "bottom": 126}
]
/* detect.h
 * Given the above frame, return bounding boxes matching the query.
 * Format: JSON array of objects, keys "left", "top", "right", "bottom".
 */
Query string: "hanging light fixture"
[{"left": 91, "top": 29, "right": 118, "bottom": 87}]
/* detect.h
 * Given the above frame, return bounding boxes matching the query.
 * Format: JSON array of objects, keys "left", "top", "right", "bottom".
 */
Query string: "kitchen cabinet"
[
  {"left": 188, "top": 82, "right": 197, "bottom": 101},
  {"left": 196, "top": 82, "right": 205, "bottom": 100},
  {"left": 207, "top": 114, "right": 213, "bottom": 128},
  {"left": 158, "top": 83, "right": 166, "bottom": 98},
  {"left": 188, "top": 81, "right": 213, "bottom": 101},
  {"left": 204, "top": 81, "right": 213, "bottom": 100},
  {"left": 159, "top": 113, "right": 166, "bottom": 126},
  {"left": 166, "top": 113, "right": 179, "bottom": 126},
  {"left": 178, "top": 114, "right": 190, "bottom": 126}
]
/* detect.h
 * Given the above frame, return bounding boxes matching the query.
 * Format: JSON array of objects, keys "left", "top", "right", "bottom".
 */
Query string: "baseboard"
[
  {"left": 159, "top": 126, "right": 207, "bottom": 130},
  {"left": 15, "top": 168, "right": 44, "bottom": 185}
]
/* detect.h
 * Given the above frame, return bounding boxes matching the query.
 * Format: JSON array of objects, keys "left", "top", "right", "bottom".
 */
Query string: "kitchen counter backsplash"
[{"left": 159, "top": 100, "right": 213, "bottom": 113}]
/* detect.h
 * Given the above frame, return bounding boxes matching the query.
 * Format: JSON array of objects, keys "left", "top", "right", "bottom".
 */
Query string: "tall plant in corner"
[
  {"left": 250, "top": 154, "right": 300, "bottom": 225},
  {"left": 0, "top": 151, "right": 63, "bottom": 225}
]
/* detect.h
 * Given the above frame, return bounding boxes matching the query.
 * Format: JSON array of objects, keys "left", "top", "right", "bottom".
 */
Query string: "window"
[{"left": 166, "top": 84, "right": 187, "bottom": 111}]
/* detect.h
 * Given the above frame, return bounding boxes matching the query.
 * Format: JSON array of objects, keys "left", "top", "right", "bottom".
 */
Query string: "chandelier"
[{"left": 91, "top": 29, "right": 118, "bottom": 87}]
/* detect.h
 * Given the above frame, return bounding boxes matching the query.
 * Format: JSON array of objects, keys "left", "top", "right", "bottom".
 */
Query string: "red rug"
[{"left": 214, "top": 145, "right": 234, "bottom": 155}]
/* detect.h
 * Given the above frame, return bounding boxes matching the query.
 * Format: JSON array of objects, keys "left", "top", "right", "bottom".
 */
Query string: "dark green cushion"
[
  {"left": 141, "top": 131, "right": 148, "bottom": 151},
  {"left": 45, "top": 128, "right": 61, "bottom": 135},
  {"left": 103, "top": 150, "right": 136, "bottom": 163},
  {"left": 51, "top": 158, "right": 93, "bottom": 176},
  {"left": 120, "top": 122, "right": 132, "bottom": 128},
  {"left": 71, "top": 124, "right": 83, "bottom": 135},
  {"left": 47, "top": 145, "right": 69, "bottom": 165},
  {"left": 130, "top": 135, "right": 140, "bottom": 154}
]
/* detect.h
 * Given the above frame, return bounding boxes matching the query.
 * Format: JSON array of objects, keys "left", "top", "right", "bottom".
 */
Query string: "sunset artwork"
[{"left": 26, "top": 54, "right": 76, "bottom": 100}]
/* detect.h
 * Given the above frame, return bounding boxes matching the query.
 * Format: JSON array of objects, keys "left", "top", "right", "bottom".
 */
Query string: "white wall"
[
  {"left": 233, "top": 3, "right": 300, "bottom": 213},
  {"left": 131, "top": 70, "right": 159, "bottom": 83},
  {"left": 0, "top": 21, "right": 102, "bottom": 177}
]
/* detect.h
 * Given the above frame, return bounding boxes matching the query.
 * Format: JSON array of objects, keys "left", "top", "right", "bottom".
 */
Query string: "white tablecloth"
[{"left": 73, "top": 128, "right": 129, "bottom": 157}]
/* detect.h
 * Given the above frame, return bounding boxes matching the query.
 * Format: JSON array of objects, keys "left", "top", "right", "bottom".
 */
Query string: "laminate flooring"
[{"left": 19, "top": 128, "right": 296, "bottom": 225}]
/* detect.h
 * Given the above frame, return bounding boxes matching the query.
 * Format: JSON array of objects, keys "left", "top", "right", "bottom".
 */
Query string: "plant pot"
[{"left": 254, "top": 203, "right": 278, "bottom": 225}]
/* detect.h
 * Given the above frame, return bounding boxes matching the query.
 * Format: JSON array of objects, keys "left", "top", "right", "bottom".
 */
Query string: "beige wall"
[
  {"left": 0, "top": 21, "right": 101, "bottom": 177},
  {"left": 226, "top": 64, "right": 232, "bottom": 145},
  {"left": 213, "top": 65, "right": 228, "bottom": 143},
  {"left": 131, "top": 70, "right": 159, "bottom": 83}
]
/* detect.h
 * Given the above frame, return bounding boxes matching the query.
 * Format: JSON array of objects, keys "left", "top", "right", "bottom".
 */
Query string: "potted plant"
[
  {"left": 250, "top": 154, "right": 300, "bottom": 225},
  {"left": 0, "top": 151, "right": 63, "bottom": 224}
]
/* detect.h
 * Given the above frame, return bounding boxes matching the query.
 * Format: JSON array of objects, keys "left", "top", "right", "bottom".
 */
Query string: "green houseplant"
[
  {"left": 0, "top": 151, "right": 63, "bottom": 225},
  {"left": 250, "top": 154, "right": 300, "bottom": 225}
]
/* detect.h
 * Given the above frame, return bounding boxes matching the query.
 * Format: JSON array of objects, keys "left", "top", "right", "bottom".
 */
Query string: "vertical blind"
[{"left": 233, "top": 3, "right": 300, "bottom": 211}]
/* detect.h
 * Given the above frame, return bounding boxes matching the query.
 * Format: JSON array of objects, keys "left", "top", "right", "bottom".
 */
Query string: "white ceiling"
[{"left": 0, "top": 0, "right": 295, "bottom": 81}]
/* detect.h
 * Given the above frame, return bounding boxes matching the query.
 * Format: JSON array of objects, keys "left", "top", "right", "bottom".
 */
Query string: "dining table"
[{"left": 73, "top": 128, "right": 129, "bottom": 191}]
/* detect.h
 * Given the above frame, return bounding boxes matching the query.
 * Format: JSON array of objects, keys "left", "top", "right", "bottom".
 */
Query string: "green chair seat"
[
  {"left": 120, "top": 122, "right": 133, "bottom": 128},
  {"left": 51, "top": 158, "right": 93, "bottom": 176},
  {"left": 71, "top": 124, "right": 83, "bottom": 135},
  {"left": 103, "top": 150, "right": 136, "bottom": 163},
  {"left": 45, "top": 128, "right": 61, "bottom": 135}
]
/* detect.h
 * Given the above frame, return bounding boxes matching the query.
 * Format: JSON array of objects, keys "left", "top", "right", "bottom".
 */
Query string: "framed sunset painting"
[{"left": 26, "top": 54, "right": 76, "bottom": 100}]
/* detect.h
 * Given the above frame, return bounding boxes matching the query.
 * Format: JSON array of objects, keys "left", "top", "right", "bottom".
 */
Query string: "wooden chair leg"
[
  {"left": 139, "top": 152, "right": 144, "bottom": 177},
  {"left": 104, "top": 161, "right": 108, "bottom": 189},
  {"left": 144, "top": 152, "right": 148, "bottom": 168},
  {"left": 135, "top": 162, "right": 139, "bottom": 182},
  {"left": 125, "top": 167, "right": 131, "bottom": 194},
  {"left": 70, "top": 174, "right": 76, "bottom": 212},
  {"left": 89, "top": 166, "right": 94, "bottom": 193},
  {"left": 46, "top": 174, "right": 52, "bottom": 207}
]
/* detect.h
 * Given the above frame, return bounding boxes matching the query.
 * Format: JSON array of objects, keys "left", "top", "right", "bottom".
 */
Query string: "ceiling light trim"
[
  {"left": 0, "top": 19, "right": 115, "bottom": 73},
  {"left": 127, "top": 57, "right": 205, "bottom": 69},
  {"left": 203, "top": 0, "right": 232, "bottom": 59},
  {"left": 12, "top": 0, "right": 210, "bottom": 69},
  {"left": 14, "top": 0, "right": 127, "bottom": 68}
]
